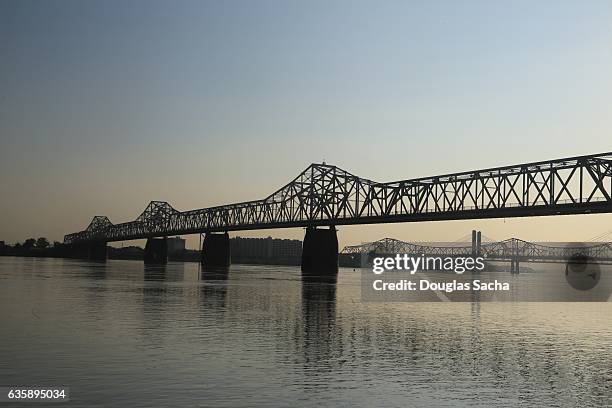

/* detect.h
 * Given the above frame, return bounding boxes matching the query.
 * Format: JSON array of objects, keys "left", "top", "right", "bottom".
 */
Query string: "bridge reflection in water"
[
  {"left": 188, "top": 263, "right": 611, "bottom": 404},
  {"left": 2, "top": 257, "right": 611, "bottom": 405}
]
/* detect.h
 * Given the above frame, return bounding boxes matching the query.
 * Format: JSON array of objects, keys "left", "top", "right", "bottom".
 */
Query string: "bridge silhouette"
[
  {"left": 64, "top": 152, "right": 612, "bottom": 270},
  {"left": 340, "top": 236, "right": 612, "bottom": 273}
]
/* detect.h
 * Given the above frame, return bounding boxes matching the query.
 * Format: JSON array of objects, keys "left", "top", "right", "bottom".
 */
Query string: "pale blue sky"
[{"left": 1, "top": 0, "right": 612, "bottom": 247}]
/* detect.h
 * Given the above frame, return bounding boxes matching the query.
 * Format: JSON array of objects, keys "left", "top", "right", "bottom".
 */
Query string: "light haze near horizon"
[{"left": 2, "top": 0, "right": 612, "bottom": 249}]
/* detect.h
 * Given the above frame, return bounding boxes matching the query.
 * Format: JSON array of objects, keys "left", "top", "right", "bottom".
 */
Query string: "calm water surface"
[{"left": 1, "top": 257, "right": 611, "bottom": 407}]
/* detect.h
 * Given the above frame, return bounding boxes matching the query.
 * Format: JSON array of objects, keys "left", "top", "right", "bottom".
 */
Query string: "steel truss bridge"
[
  {"left": 65, "top": 152, "right": 612, "bottom": 244},
  {"left": 341, "top": 238, "right": 612, "bottom": 264}
]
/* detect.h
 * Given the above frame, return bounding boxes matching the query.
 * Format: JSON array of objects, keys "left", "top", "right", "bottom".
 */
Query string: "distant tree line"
[{"left": 0, "top": 238, "right": 68, "bottom": 257}]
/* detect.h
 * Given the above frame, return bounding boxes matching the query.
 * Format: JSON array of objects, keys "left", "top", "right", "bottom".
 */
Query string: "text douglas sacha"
[{"left": 373, "top": 279, "right": 510, "bottom": 293}]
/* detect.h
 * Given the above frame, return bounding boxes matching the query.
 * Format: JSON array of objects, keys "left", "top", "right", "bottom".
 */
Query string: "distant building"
[
  {"left": 167, "top": 236, "right": 186, "bottom": 255},
  {"left": 231, "top": 236, "right": 302, "bottom": 265}
]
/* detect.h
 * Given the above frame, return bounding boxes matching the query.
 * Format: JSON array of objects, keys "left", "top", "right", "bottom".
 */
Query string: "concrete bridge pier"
[
  {"left": 201, "top": 232, "right": 231, "bottom": 267},
  {"left": 144, "top": 237, "right": 168, "bottom": 264},
  {"left": 88, "top": 241, "right": 108, "bottom": 262},
  {"left": 301, "top": 226, "right": 338, "bottom": 275}
]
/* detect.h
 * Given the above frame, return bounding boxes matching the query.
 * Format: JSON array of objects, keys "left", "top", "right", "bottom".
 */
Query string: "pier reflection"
[
  {"left": 200, "top": 265, "right": 230, "bottom": 281},
  {"left": 143, "top": 264, "right": 167, "bottom": 281},
  {"left": 200, "top": 266, "right": 230, "bottom": 309},
  {"left": 299, "top": 273, "right": 339, "bottom": 370}
]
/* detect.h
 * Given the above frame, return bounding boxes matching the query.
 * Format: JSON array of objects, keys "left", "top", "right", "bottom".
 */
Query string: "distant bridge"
[
  {"left": 341, "top": 237, "right": 612, "bottom": 265},
  {"left": 65, "top": 152, "right": 612, "bottom": 244}
]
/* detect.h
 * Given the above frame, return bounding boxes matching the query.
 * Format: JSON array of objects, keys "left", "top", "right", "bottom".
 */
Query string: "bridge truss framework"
[{"left": 65, "top": 152, "right": 612, "bottom": 244}]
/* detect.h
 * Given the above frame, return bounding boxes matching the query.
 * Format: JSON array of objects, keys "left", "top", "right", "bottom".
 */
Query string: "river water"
[{"left": 1, "top": 257, "right": 611, "bottom": 407}]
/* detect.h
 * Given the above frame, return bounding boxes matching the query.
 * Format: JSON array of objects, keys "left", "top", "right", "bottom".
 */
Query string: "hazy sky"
[{"left": 2, "top": 0, "right": 612, "bottom": 249}]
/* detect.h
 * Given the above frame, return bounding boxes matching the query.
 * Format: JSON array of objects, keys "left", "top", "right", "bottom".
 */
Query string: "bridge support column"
[
  {"left": 301, "top": 226, "right": 338, "bottom": 275},
  {"left": 201, "top": 233, "right": 231, "bottom": 267},
  {"left": 144, "top": 237, "right": 168, "bottom": 264},
  {"left": 88, "top": 241, "right": 107, "bottom": 262}
]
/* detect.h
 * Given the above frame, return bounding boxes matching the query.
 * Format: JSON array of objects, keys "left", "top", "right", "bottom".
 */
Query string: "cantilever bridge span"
[{"left": 64, "top": 152, "right": 612, "bottom": 268}]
